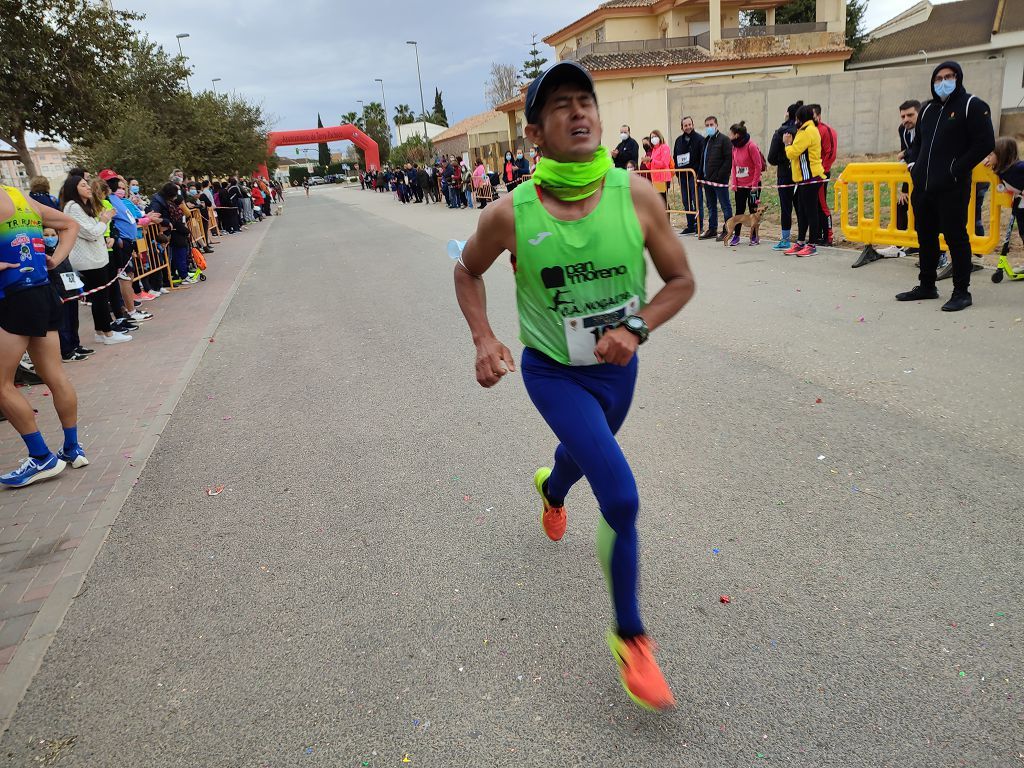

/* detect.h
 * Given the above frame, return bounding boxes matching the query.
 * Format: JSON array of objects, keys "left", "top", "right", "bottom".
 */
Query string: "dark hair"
[
  {"left": 729, "top": 120, "right": 748, "bottom": 138},
  {"left": 680, "top": 115, "right": 693, "bottom": 126},
  {"left": 992, "top": 136, "right": 1020, "bottom": 173},
  {"left": 68, "top": 166, "right": 87, "bottom": 178},
  {"left": 705, "top": 115, "right": 718, "bottom": 125},
  {"left": 796, "top": 104, "right": 816, "bottom": 124},
  {"left": 899, "top": 99, "right": 921, "bottom": 112},
  {"left": 809, "top": 104, "right": 822, "bottom": 117},
  {"left": 787, "top": 101, "right": 804, "bottom": 121},
  {"left": 59, "top": 175, "right": 94, "bottom": 217},
  {"left": 106, "top": 177, "right": 121, "bottom": 193},
  {"left": 160, "top": 182, "right": 179, "bottom": 199}
]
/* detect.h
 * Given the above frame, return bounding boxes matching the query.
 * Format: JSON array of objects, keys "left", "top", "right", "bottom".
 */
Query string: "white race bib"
[
  {"left": 60, "top": 271, "right": 84, "bottom": 291},
  {"left": 736, "top": 166, "right": 750, "bottom": 178},
  {"left": 563, "top": 295, "right": 641, "bottom": 366},
  {"left": 677, "top": 153, "right": 690, "bottom": 167}
]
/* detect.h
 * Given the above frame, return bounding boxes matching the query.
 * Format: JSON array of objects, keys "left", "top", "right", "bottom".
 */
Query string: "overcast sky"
[{"left": 104, "top": 0, "right": 934, "bottom": 155}]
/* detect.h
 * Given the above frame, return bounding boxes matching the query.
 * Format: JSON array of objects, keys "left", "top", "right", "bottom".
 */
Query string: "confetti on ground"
[
  {"left": 815, "top": 398, "right": 822, "bottom": 404},
  {"left": 205, "top": 485, "right": 225, "bottom": 496},
  {"left": 817, "top": 455, "right": 826, "bottom": 461},
  {"left": 222, "top": 416, "right": 233, "bottom": 421},
  {"left": 719, "top": 595, "right": 731, "bottom": 604},
  {"left": 123, "top": 453, "right": 132, "bottom": 459},
  {"left": 959, "top": 671, "right": 967, "bottom": 678},
  {"left": 712, "top": 548, "right": 720, "bottom": 554},
  {"left": 402, "top": 754, "right": 413, "bottom": 763},
  {"left": 304, "top": 746, "right": 313, "bottom": 754},
  {"left": 858, "top": 316, "right": 865, "bottom": 323},
  {"left": 463, "top": 495, "right": 471, "bottom": 502}
]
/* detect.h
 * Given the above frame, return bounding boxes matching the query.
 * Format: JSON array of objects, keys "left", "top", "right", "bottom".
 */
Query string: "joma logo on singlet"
[{"left": 540, "top": 261, "right": 627, "bottom": 289}]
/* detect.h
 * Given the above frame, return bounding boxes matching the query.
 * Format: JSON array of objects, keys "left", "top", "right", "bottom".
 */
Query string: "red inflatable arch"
[{"left": 258, "top": 125, "right": 380, "bottom": 178}]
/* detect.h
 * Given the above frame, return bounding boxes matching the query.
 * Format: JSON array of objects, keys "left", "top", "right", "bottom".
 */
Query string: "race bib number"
[
  {"left": 736, "top": 166, "right": 750, "bottom": 178},
  {"left": 676, "top": 153, "right": 690, "bottom": 166},
  {"left": 60, "top": 271, "right": 84, "bottom": 291},
  {"left": 563, "top": 295, "right": 640, "bottom": 366}
]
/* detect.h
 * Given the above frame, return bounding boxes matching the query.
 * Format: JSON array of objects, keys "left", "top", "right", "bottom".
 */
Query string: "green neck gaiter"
[{"left": 531, "top": 147, "right": 613, "bottom": 201}]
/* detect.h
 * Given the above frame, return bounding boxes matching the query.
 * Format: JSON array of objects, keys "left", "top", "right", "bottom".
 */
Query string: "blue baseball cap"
[{"left": 525, "top": 61, "right": 596, "bottom": 125}]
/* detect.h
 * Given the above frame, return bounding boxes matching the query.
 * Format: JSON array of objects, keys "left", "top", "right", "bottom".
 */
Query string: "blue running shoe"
[
  {"left": 1, "top": 454, "right": 66, "bottom": 488},
  {"left": 772, "top": 239, "right": 791, "bottom": 251},
  {"left": 57, "top": 444, "right": 90, "bottom": 469}
]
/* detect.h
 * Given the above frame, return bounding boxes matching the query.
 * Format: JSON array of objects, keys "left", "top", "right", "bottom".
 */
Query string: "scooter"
[{"left": 992, "top": 199, "right": 1024, "bottom": 283}]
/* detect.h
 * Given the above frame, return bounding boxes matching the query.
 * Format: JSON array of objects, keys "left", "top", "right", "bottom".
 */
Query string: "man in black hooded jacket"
[{"left": 897, "top": 61, "right": 994, "bottom": 311}]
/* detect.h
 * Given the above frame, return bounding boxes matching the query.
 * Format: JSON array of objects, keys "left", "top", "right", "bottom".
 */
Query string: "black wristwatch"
[{"left": 618, "top": 315, "right": 649, "bottom": 344}]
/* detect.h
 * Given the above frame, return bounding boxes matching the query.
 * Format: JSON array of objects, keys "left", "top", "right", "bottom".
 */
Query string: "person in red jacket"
[
  {"left": 811, "top": 104, "right": 837, "bottom": 245},
  {"left": 727, "top": 120, "right": 764, "bottom": 245}
]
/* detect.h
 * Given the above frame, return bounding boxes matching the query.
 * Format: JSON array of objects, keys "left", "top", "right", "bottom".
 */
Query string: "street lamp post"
[
  {"left": 175, "top": 33, "right": 191, "bottom": 93},
  {"left": 374, "top": 78, "right": 390, "bottom": 146},
  {"left": 406, "top": 41, "right": 429, "bottom": 142},
  {"left": 212, "top": 77, "right": 221, "bottom": 95}
]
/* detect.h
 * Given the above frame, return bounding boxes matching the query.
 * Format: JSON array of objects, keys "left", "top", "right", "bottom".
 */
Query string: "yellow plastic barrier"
[{"left": 835, "top": 162, "right": 1011, "bottom": 266}]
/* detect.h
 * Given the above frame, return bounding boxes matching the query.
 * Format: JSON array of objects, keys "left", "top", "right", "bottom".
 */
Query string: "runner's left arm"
[
  {"left": 595, "top": 176, "right": 696, "bottom": 366},
  {"left": 27, "top": 197, "right": 79, "bottom": 270}
]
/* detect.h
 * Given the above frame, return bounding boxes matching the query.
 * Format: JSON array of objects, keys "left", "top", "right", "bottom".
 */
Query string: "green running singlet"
[{"left": 512, "top": 169, "right": 645, "bottom": 366}]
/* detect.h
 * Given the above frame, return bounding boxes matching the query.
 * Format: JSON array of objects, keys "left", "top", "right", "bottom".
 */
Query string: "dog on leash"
[{"left": 722, "top": 205, "right": 766, "bottom": 246}]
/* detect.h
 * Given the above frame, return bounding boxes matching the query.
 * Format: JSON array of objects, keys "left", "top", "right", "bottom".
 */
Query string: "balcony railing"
[
  {"left": 565, "top": 36, "right": 700, "bottom": 60},
  {"left": 721, "top": 22, "right": 827, "bottom": 39}
]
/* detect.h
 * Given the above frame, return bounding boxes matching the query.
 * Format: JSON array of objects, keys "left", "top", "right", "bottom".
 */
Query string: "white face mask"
[
  {"left": 620, "top": 132, "right": 629, "bottom": 142},
  {"left": 651, "top": 136, "right": 660, "bottom": 146}
]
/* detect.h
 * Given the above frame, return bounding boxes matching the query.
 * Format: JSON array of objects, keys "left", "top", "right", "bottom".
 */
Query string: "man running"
[{"left": 453, "top": 61, "right": 696, "bottom": 710}]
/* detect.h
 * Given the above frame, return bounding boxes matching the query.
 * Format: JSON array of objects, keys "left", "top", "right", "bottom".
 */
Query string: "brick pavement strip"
[{"left": 0, "top": 219, "right": 273, "bottom": 731}]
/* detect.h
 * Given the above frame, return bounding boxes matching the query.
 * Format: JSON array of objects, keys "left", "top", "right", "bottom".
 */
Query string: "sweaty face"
[
  {"left": 529, "top": 84, "right": 601, "bottom": 161},
  {"left": 900, "top": 109, "right": 918, "bottom": 129}
]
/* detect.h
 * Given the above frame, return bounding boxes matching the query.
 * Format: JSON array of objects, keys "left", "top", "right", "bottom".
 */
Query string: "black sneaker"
[
  {"left": 62, "top": 351, "right": 88, "bottom": 362},
  {"left": 715, "top": 227, "right": 727, "bottom": 242},
  {"left": 202, "top": 245, "right": 214, "bottom": 254},
  {"left": 941, "top": 291, "right": 972, "bottom": 312},
  {"left": 112, "top": 319, "right": 138, "bottom": 333},
  {"left": 74, "top": 346, "right": 95, "bottom": 356},
  {"left": 680, "top": 227, "right": 696, "bottom": 235},
  {"left": 895, "top": 285, "right": 940, "bottom": 301}
]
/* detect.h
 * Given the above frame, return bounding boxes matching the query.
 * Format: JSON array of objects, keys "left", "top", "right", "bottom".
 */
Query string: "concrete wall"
[{"left": 666, "top": 58, "right": 1006, "bottom": 157}]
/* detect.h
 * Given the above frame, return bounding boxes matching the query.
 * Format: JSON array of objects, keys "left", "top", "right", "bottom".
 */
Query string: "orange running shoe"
[
  {"left": 533, "top": 467, "right": 566, "bottom": 541},
  {"left": 606, "top": 630, "right": 675, "bottom": 710}
]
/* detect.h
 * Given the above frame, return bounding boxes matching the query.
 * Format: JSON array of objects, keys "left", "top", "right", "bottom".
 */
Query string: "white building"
[{"left": 394, "top": 120, "right": 447, "bottom": 145}]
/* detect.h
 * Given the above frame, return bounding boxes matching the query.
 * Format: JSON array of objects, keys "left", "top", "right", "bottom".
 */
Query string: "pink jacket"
[
  {"left": 650, "top": 142, "right": 673, "bottom": 183},
  {"left": 730, "top": 139, "right": 764, "bottom": 189}
]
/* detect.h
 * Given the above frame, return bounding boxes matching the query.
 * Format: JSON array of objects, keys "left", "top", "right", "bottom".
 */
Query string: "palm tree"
[
  {"left": 341, "top": 111, "right": 364, "bottom": 130},
  {"left": 393, "top": 104, "right": 415, "bottom": 126}
]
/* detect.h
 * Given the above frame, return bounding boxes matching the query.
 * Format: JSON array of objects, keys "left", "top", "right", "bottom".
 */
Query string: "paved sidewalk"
[{"left": 0, "top": 217, "right": 273, "bottom": 728}]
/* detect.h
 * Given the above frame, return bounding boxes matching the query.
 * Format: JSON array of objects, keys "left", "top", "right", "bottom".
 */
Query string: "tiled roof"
[
  {"left": 599, "top": 0, "right": 659, "bottom": 7},
  {"left": 575, "top": 44, "right": 849, "bottom": 72},
  {"left": 855, "top": 0, "right": 998, "bottom": 64},
  {"left": 1000, "top": 0, "right": 1024, "bottom": 32},
  {"left": 431, "top": 111, "right": 504, "bottom": 143}
]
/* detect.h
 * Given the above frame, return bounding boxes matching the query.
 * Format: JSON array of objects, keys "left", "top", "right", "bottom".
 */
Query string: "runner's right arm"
[{"left": 454, "top": 195, "right": 517, "bottom": 388}]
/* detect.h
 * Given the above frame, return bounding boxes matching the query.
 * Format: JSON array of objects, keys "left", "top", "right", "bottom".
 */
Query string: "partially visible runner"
[
  {"left": 0, "top": 185, "right": 89, "bottom": 487},
  {"left": 453, "top": 61, "right": 696, "bottom": 710}
]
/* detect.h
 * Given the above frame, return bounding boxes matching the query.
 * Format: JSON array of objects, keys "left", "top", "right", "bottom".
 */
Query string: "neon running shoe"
[
  {"left": 606, "top": 631, "right": 675, "bottom": 711},
  {"left": 772, "top": 239, "right": 791, "bottom": 251},
  {"left": 1, "top": 454, "right": 66, "bottom": 488},
  {"left": 785, "top": 242, "right": 804, "bottom": 255},
  {"left": 796, "top": 244, "right": 817, "bottom": 257},
  {"left": 533, "top": 467, "right": 566, "bottom": 541}
]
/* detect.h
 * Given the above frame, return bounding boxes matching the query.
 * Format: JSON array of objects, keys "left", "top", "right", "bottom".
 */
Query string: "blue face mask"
[
  {"left": 130, "top": 185, "right": 139, "bottom": 194},
  {"left": 43, "top": 236, "right": 59, "bottom": 248},
  {"left": 705, "top": 126, "right": 717, "bottom": 137},
  {"left": 935, "top": 79, "right": 956, "bottom": 100}
]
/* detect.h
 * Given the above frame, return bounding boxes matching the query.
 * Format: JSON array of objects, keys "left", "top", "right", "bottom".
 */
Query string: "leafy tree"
[
  {"left": 741, "top": 0, "right": 867, "bottom": 52},
  {"left": 431, "top": 89, "right": 448, "bottom": 127},
  {"left": 521, "top": 33, "right": 548, "bottom": 80},
  {"left": 0, "top": 0, "right": 188, "bottom": 176},
  {"left": 486, "top": 63, "right": 520, "bottom": 109},
  {"left": 341, "top": 111, "right": 365, "bottom": 130},
  {"left": 317, "top": 113, "right": 331, "bottom": 168},
  {"left": 360, "top": 101, "right": 391, "bottom": 166},
  {"left": 394, "top": 104, "right": 415, "bottom": 126},
  {"left": 389, "top": 135, "right": 434, "bottom": 167}
]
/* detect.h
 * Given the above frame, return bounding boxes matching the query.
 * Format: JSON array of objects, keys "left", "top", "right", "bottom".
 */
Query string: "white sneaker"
[
  {"left": 128, "top": 311, "right": 152, "bottom": 322},
  {"left": 159, "top": 287, "right": 171, "bottom": 294},
  {"left": 95, "top": 332, "right": 132, "bottom": 345}
]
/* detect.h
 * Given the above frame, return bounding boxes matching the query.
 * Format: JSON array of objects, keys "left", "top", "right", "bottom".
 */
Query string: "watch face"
[{"left": 626, "top": 317, "right": 643, "bottom": 330}]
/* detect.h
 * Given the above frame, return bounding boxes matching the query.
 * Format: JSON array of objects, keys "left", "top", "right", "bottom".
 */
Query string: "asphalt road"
[{"left": 2, "top": 185, "right": 1021, "bottom": 767}]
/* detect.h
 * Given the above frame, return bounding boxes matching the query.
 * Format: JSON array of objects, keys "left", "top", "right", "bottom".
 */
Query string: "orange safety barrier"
[
  {"left": 631, "top": 168, "right": 701, "bottom": 221},
  {"left": 134, "top": 223, "right": 174, "bottom": 287}
]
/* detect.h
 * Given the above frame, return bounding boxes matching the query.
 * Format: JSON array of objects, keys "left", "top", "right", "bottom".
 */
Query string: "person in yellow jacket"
[{"left": 783, "top": 104, "right": 825, "bottom": 257}]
